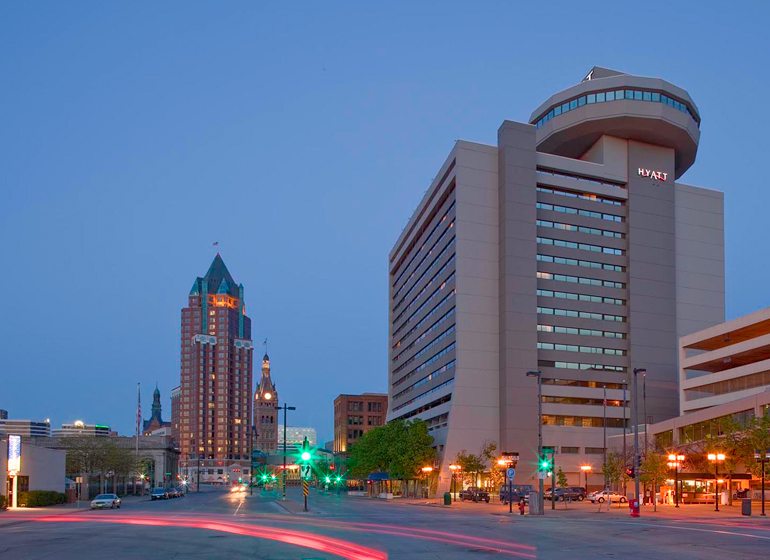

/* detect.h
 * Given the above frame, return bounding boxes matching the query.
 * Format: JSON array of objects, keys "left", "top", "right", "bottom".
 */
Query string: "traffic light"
[
  {"left": 625, "top": 466, "right": 635, "bottom": 478},
  {"left": 539, "top": 455, "right": 552, "bottom": 471},
  {"left": 324, "top": 475, "right": 331, "bottom": 484}
]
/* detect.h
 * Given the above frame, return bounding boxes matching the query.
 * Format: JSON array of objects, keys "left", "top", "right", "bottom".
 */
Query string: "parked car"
[
  {"left": 167, "top": 487, "right": 182, "bottom": 498},
  {"left": 589, "top": 490, "right": 627, "bottom": 503},
  {"left": 90, "top": 493, "right": 121, "bottom": 509},
  {"left": 151, "top": 487, "right": 169, "bottom": 500},
  {"left": 458, "top": 487, "right": 490, "bottom": 503},
  {"left": 545, "top": 487, "right": 586, "bottom": 501},
  {"left": 500, "top": 484, "right": 534, "bottom": 505}
]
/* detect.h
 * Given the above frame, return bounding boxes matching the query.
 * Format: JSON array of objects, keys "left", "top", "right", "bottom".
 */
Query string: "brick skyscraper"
[{"left": 179, "top": 254, "right": 255, "bottom": 485}]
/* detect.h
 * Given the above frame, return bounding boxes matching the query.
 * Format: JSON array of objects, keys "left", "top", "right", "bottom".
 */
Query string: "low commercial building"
[
  {"left": 1, "top": 436, "right": 66, "bottom": 507},
  {"left": 645, "top": 308, "right": 770, "bottom": 502},
  {"left": 53, "top": 421, "right": 111, "bottom": 437},
  {"left": 334, "top": 393, "right": 388, "bottom": 453},
  {"left": 0, "top": 418, "right": 51, "bottom": 438},
  {"left": 278, "top": 427, "right": 317, "bottom": 448}
]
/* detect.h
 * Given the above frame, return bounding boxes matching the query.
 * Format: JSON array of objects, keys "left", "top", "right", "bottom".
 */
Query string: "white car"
[
  {"left": 589, "top": 490, "right": 627, "bottom": 503},
  {"left": 90, "top": 493, "right": 121, "bottom": 509}
]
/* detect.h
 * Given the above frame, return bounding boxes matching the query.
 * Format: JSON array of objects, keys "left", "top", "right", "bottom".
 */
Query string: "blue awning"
[{"left": 367, "top": 471, "right": 389, "bottom": 481}]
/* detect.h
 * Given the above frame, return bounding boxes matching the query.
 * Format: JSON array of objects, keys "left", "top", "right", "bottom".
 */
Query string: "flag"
[
  {"left": 136, "top": 383, "right": 142, "bottom": 436},
  {"left": 213, "top": 241, "right": 219, "bottom": 247}
]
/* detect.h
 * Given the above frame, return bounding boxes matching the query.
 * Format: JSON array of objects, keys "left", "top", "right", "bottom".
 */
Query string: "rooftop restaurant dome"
[{"left": 530, "top": 67, "right": 700, "bottom": 179}]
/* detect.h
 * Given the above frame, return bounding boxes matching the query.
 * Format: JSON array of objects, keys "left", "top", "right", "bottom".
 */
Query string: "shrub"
[
  {"left": 17, "top": 490, "right": 66, "bottom": 507},
  {"left": 0, "top": 494, "right": 6, "bottom": 510}
]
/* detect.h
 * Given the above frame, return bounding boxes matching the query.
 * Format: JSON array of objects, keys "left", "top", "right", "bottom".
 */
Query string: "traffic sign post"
[{"left": 506, "top": 467, "right": 516, "bottom": 514}]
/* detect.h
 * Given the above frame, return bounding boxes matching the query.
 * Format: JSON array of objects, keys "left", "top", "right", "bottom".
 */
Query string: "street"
[{"left": 3, "top": 488, "right": 770, "bottom": 559}]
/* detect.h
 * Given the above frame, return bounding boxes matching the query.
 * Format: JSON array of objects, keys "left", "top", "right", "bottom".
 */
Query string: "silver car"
[{"left": 90, "top": 493, "right": 121, "bottom": 509}]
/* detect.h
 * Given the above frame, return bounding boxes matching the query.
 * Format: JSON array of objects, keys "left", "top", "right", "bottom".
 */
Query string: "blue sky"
[{"left": 2, "top": 1, "right": 769, "bottom": 443}]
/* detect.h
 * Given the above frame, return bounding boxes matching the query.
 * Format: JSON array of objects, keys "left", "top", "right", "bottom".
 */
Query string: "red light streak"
[{"left": 31, "top": 515, "right": 387, "bottom": 560}]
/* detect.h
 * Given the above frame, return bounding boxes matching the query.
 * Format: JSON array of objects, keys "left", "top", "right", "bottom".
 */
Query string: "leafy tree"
[
  {"left": 347, "top": 419, "right": 436, "bottom": 490},
  {"left": 602, "top": 451, "right": 623, "bottom": 492},
  {"left": 556, "top": 467, "right": 568, "bottom": 489},
  {"left": 739, "top": 414, "right": 770, "bottom": 478},
  {"left": 454, "top": 449, "right": 486, "bottom": 487},
  {"left": 640, "top": 451, "right": 669, "bottom": 512}
]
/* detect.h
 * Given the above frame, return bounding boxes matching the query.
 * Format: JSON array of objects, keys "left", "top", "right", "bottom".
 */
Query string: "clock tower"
[{"left": 254, "top": 353, "right": 278, "bottom": 453}]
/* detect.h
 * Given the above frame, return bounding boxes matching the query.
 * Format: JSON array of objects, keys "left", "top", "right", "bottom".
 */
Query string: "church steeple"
[{"left": 254, "top": 350, "right": 279, "bottom": 453}]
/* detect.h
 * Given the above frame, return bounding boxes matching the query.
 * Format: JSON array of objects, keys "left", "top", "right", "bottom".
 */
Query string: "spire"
[
  {"left": 151, "top": 384, "right": 162, "bottom": 421},
  {"left": 202, "top": 253, "right": 238, "bottom": 297},
  {"left": 189, "top": 278, "right": 201, "bottom": 295}
]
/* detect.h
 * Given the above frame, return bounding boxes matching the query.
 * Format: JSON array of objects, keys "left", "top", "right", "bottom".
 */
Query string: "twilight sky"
[{"left": 2, "top": 1, "right": 769, "bottom": 444}]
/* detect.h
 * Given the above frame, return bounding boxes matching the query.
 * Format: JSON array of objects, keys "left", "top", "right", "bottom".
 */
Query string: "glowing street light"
[
  {"left": 667, "top": 453, "right": 685, "bottom": 507},
  {"left": 449, "top": 464, "right": 461, "bottom": 501},
  {"left": 580, "top": 465, "right": 592, "bottom": 490},
  {"left": 707, "top": 452, "right": 726, "bottom": 512}
]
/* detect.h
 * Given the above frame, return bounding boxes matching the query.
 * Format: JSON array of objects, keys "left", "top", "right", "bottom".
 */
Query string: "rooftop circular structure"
[{"left": 530, "top": 67, "right": 700, "bottom": 179}]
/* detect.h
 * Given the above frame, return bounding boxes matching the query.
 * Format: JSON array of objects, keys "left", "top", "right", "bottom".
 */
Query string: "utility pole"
[
  {"left": 527, "top": 370, "right": 544, "bottom": 515},
  {"left": 281, "top": 403, "right": 296, "bottom": 500},
  {"left": 633, "top": 368, "right": 646, "bottom": 516}
]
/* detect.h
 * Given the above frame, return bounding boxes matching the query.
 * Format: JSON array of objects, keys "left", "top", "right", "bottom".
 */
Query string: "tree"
[
  {"left": 640, "top": 452, "right": 669, "bottom": 512},
  {"left": 739, "top": 414, "right": 770, "bottom": 479},
  {"left": 556, "top": 467, "right": 568, "bottom": 489},
  {"left": 481, "top": 441, "right": 504, "bottom": 489},
  {"left": 602, "top": 451, "right": 623, "bottom": 492},
  {"left": 347, "top": 419, "right": 436, "bottom": 495},
  {"left": 454, "top": 449, "right": 486, "bottom": 487}
]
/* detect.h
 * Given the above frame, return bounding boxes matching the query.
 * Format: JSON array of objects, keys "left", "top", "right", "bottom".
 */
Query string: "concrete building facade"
[
  {"left": 333, "top": 393, "right": 387, "bottom": 453},
  {"left": 1, "top": 437, "right": 66, "bottom": 506},
  {"left": 0, "top": 418, "right": 51, "bottom": 438},
  {"left": 387, "top": 67, "right": 725, "bottom": 490}
]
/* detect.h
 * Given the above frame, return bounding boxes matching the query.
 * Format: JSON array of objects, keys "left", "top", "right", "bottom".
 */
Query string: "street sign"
[
  {"left": 301, "top": 464, "right": 312, "bottom": 480},
  {"left": 506, "top": 467, "right": 516, "bottom": 480}
]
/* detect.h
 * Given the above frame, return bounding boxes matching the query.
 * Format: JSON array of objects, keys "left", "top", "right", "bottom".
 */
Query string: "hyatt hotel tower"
[{"left": 387, "top": 67, "right": 725, "bottom": 491}]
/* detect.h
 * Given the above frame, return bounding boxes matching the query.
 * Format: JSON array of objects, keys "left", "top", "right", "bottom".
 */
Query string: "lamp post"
[
  {"left": 421, "top": 466, "right": 433, "bottom": 499},
  {"left": 449, "top": 464, "right": 461, "bottom": 502},
  {"left": 667, "top": 453, "right": 685, "bottom": 508},
  {"left": 708, "top": 452, "right": 726, "bottom": 512},
  {"left": 281, "top": 404, "right": 296, "bottom": 500},
  {"left": 526, "top": 370, "right": 544, "bottom": 515},
  {"left": 580, "top": 465, "right": 592, "bottom": 492},
  {"left": 632, "top": 368, "right": 646, "bottom": 514},
  {"left": 754, "top": 450, "right": 770, "bottom": 516}
]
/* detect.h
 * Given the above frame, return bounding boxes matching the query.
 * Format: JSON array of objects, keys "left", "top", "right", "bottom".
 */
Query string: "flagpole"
[
  {"left": 603, "top": 385, "right": 607, "bottom": 490},
  {"left": 136, "top": 383, "right": 141, "bottom": 494}
]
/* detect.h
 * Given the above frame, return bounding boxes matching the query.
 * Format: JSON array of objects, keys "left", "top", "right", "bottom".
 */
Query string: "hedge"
[
  {"left": 17, "top": 490, "right": 66, "bottom": 507},
  {"left": 0, "top": 494, "right": 6, "bottom": 509}
]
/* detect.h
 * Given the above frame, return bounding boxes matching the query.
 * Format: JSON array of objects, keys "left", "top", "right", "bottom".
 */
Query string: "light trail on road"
[{"left": 28, "top": 514, "right": 388, "bottom": 560}]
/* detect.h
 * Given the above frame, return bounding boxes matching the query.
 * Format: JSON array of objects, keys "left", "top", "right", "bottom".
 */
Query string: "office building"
[
  {"left": 650, "top": 306, "right": 770, "bottom": 449},
  {"left": 0, "top": 409, "right": 7, "bottom": 420},
  {"left": 53, "top": 421, "right": 110, "bottom": 437},
  {"left": 254, "top": 353, "right": 279, "bottom": 453},
  {"left": 170, "top": 385, "right": 180, "bottom": 446},
  {"left": 179, "top": 254, "right": 254, "bottom": 484},
  {"left": 334, "top": 393, "right": 387, "bottom": 453},
  {"left": 0, "top": 418, "right": 51, "bottom": 438},
  {"left": 278, "top": 426, "right": 317, "bottom": 447},
  {"left": 387, "top": 66, "right": 725, "bottom": 490}
]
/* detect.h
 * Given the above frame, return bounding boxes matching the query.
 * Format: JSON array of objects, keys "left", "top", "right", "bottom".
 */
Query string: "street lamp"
[
  {"left": 421, "top": 466, "right": 433, "bottom": 499},
  {"left": 580, "top": 465, "right": 592, "bottom": 491},
  {"left": 632, "top": 368, "right": 646, "bottom": 516},
  {"left": 707, "top": 452, "right": 726, "bottom": 512},
  {"left": 754, "top": 450, "right": 770, "bottom": 516},
  {"left": 667, "top": 453, "right": 685, "bottom": 508},
  {"left": 526, "top": 370, "right": 544, "bottom": 515},
  {"left": 449, "top": 464, "right": 461, "bottom": 501},
  {"left": 281, "top": 404, "right": 297, "bottom": 500}
]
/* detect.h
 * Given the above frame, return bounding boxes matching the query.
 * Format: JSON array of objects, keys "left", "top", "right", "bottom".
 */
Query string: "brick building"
[{"left": 333, "top": 393, "right": 387, "bottom": 453}]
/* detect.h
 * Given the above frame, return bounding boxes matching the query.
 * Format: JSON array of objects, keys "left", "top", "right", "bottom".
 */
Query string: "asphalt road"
[{"left": 3, "top": 487, "right": 770, "bottom": 559}]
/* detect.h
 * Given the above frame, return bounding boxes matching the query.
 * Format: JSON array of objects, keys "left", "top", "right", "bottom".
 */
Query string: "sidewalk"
[{"left": 362, "top": 494, "right": 770, "bottom": 522}]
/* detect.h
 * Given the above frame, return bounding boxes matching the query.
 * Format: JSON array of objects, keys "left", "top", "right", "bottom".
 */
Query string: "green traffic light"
[
  {"left": 301, "top": 451, "right": 311, "bottom": 462},
  {"left": 335, "top": 476, "right": 342, "bottom": 483},
  {"left": 270, "top": 474, "right": 276, "bottom": 480},
  {"left": 324, "top": 476, "right": 331, "bottom": 483}
]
